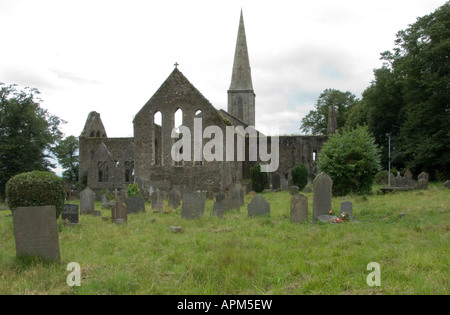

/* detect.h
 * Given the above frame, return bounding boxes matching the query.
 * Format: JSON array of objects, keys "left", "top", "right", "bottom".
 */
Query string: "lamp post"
[{"left": 386, "top": 133, "right": 391, "bottom": 188}]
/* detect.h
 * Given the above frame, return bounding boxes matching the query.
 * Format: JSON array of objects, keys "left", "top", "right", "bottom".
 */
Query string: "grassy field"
[{"left": 0, "top": 184, "right": 448, "bottom": 295}]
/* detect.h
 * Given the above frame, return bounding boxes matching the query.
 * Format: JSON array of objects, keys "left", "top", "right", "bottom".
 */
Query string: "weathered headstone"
[
  {"left": 417, "top": 178, "right": 428, "bottom": 190},
  {"left": 126, "top": 196, "right": 146, "bottom": 214},
  {"left": 101, "top": 193, "right": 108, "bottom": 205},
  {"left": 181, "top": 191, "right": 205, "bottom": 219},
  {"left": 290, "top": 193, "right": 308, "bottom": 222},
  {"left": 272, "top": 173, "right": 281, "bottom": 190},
  {"left": 340, "top": 201, "right": 353, "bottom": 218},
  {"left": 418, "top": 172, "right": 429, "bottom": 181},
  {"left": 404, "top": 170, "right": 415, "bottom": 189},
  {"left": 80, "top": 187, "right": 95, "bottom": 215},
  {"left": 151, "top": 189, "right": 163, "bottom": 210},
  {"left": 248, "top": 194, "right": 270, "bottom": 217},
  {"left": 395, "top": 173, "right": 404, "bottom": 187},
  {"left": 112, "top": 200, "right": 127, "bottom": 224},
  {"left": 93, "top": 210, "right": 102, "bottom": 217},
  {"left": 313, "top": 172, "right": 332, "bottom": 221},
  {"left": 62, "top": 204, "right": 79, "bottom": 224},
  {"left": 12, "top": 206, "right": 61, "bottom": 262},
  {"left": 168, "top": 188, "right": 181, "bottom": 209},
  {"left": 212, "top": 201, "right": 225, "bottom": 218},
  {"left": 444, "top": 180, "right": 450, "bottom": 189}
]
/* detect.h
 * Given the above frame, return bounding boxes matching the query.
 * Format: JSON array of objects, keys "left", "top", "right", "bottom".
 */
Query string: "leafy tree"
[
  {"left": 300, "top": 89, "right": 359, "bottom": 135},
  {"left": 53, "top": 135, "right": 79, "bottom": 194},
  {"left": 0, "top": 83, "right": 64, "bottom": 197},
  {"left": 317, "top": 126, "right": 381, "bottom": 196},
  {"left": 386, "top": 2, "right": 450, "bottom": 177}
]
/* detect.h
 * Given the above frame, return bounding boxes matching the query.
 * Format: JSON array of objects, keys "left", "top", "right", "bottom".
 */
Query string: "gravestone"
[
  {"left": 80, "top": 188, "right": 95, "bottom": 215},
  {"left": 93, "top": 210, "right": 102, "bottom": 217},
  {"left": 151, "top": 189, "right": 163, "bottom": 210},
  {"left": 248, "top": 194, "right": 270, "bottom": 217},
  {"left": 181, "top": 191, "right": 205, "bottom": 219},
  {"left": 272, "top": 173, "right": 281, "bottom": 190},
  {"left": 290, "top": 193, "right": 308, "bottom": 222},
  {"left": 418, "top": 172, "right": 429, "bottom": 181},
  {"left": 168, "top": 188, "right": 181, "bottom": 209},
  {"left": 417, "top": 178, "right": 428, "bottom": 190},
  {"left": 126, "top": 196, "right": 146, "bottom": 214},
  {"left": 444, "top": 180, "right": 450, "bottom": 189},
  {"left": 212, "top": 201, "right": 225, "bottom": 218},
  {"left": 112, "top": 200, "right": 127, "bottom": 224},
  {"left": 62, "top": 204, "right": 79, "bottom": 224},
  {"left": 395, "top": 173, "right": 404, "bottom": 187},
  {"left": 340, "top": 201, "right": 353, "bottom": 218},
  {"left": 231, "top": 182, "right": 244, "bottom": 206},
  {"left": 289, "top": 185, "right": 299, "bottom": 195},
  {"left": 404, "top": 170, "right": 415, "bottom": 189},
  {"left": 313, "top": 172, "right": 332, "bottom": 221},
  {"left": 101, "top": 193, "right": 108, "bottom": 205},
  {"left": 12, "top": 206, "right": 60, "bottom": 262}
]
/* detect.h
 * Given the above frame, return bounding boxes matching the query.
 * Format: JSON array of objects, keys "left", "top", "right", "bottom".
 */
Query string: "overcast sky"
[{"left": 0, "top": 0, "right": 446, "bottom": 139}]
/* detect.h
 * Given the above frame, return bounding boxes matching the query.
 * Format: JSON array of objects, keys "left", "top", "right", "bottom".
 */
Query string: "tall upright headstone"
[
  {"left": 12, "top": 206, "right": 61, "bottom": 262},
  {"left": 151, "top": 189, "right": 163, "bottom": 211},
  {"left": 313, "top": 172, "right": 332, "bottom": 221},
  {"left": 80, "top": 187, "right": 95, "bottom": 215},
  {"left": 112, "top": 200, "right": 127, "bottom": 224},
  {"left": 272, "top": 173, "right": 281, "bottom": 190},
  {"left": 290, "top": 193, "right": 308, "bottom": 222},
  {"left": 168, "top": 188, "right": 181, "bottom": 209}
]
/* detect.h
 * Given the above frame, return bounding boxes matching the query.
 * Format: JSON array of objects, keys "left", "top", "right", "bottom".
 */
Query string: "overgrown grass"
[{"left": 0, "top": 184, "right": 448, "bottom": 295}]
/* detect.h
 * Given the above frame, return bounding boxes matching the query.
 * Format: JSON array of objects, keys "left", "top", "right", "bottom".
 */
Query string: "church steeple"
[
  {"left": 229, "top": 9, "right": 253, "bottom": 90},
  {"left": 228, "top": 9, "right": 255, "bottom": 126}
]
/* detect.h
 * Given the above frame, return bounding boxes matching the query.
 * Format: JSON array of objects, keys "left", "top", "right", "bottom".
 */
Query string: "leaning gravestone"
[
  {"left": 313, "top": 172, "right": 332, "bottom": 221},
  {"left": 126, "top": 196, "right": 146, "bottom": 214},
  {"left": 248, "top": 194, "right": 270, "bottom": 217},
  {"left": 340, "top": 201, "right": 353, "bottom": 218},
  {"left": 290, "top": 193, "right": 308, "bottom": 222},
  {"left": 151, "top": 189, "right": 163, "bottom": 211},
  {"left": 80, "top": 187, "right": 95, "bottom": 215},
  {"left": 181, "top": 191, "right": 205, "bottom": 219},
  {"left": 112, "top": 200, "right": 127, "bottom": 224},
  {"left": 62, "top": 204, "right": 79, "bottom": 224},
  {"left": 12, "top": 206, "right": 61, "bottom": 262}
]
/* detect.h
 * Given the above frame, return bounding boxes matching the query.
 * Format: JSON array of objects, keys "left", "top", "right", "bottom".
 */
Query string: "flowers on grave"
[{"left": 329, "top": 210, "right": 350, "bottom": 223}]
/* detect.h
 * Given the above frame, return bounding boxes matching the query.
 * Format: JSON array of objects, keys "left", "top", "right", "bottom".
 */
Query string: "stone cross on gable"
[{"left": 174, "top": 62, "right": 179, "bottom": 68}]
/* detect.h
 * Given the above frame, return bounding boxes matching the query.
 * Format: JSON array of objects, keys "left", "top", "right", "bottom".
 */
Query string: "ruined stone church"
[{"left": 79, "top": 10, "right": 328, "bottom": 196}]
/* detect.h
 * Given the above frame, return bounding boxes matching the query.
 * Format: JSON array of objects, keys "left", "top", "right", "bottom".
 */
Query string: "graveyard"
[{"left": 0, "top": 183, "right": 448, "bottom": 295}]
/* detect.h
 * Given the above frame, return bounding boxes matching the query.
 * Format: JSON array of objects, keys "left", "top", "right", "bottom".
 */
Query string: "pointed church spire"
[
  {"left": 227, "top": 9, "right": 256, "bottom": 126},
  {"left": 229, "top": 9, "right": 253, "bottom": 90}
]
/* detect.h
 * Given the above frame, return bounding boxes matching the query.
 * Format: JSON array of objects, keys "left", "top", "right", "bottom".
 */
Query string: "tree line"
[{"left": 301, "top": 3, "right": 449, "bottom": 180}]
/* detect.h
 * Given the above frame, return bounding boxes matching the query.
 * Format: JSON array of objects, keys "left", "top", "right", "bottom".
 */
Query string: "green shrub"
[
  {"left": 291, "top": 164, "right": 308, "bottom": 190},
  {"left": 317, "top": 126, "right": 381, "bottom": 196},
  {"left": 6, "top": 171, "right": 65, "bottom": 218},
  {"left": 250, "top": 164, "right": 268, "bottom": 193},
  {"left": 127, "top": 183, "right": 142, "bottom": 198}
]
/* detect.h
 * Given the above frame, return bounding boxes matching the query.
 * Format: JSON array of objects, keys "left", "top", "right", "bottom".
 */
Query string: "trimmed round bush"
[
  {"left": 291, "top": 164, "right": 309, "bottom": 190},
  {"left": 250, "top": 164, "right": 268, "bottom": 193},
  {"left": 317, "top": 126, "right": 381, "bottom": 196},
  {"left": 6, "top": 171, "right": 65, "bottom": 218}
]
